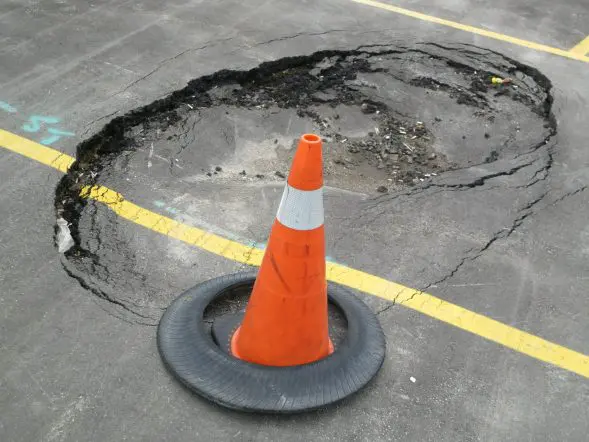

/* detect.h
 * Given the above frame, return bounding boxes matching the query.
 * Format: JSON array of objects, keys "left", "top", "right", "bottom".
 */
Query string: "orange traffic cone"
[{"left": 231, "top": 133, "right": 333, "bottom": 366}]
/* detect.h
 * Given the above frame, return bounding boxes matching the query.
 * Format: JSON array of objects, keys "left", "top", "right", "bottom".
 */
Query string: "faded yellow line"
[
  {"left": 570, "top": 35, "right": 589, "bottom": 56},
  {"left": 1, "top": 129, "right": 588, "bottom": 379},
  {"left": 350, "top": 0, "right": 589, "bottom": 64}
]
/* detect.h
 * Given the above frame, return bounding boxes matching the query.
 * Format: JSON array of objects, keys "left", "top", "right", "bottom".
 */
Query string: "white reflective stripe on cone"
[{"left": 276, "top": 184, "right": 324, "bottom": 231}]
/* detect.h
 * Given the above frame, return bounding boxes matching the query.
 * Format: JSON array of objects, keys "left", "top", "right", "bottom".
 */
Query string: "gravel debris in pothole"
[{"left": 59, "top": 43, "right": 554, "bottom": 200}]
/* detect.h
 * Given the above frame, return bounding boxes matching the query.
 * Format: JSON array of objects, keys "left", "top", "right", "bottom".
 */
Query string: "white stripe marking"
[{"left": 276, "top": 185, "right": 324, "bottom": 230}]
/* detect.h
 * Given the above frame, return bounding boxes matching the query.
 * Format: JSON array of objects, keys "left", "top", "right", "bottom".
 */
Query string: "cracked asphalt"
[{"left": 1, "top": 0, "right": 589, "bottom": 441}]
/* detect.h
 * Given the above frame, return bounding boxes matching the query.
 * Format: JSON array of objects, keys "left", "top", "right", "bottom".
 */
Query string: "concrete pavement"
[{"left": 1, "top": 1, "right": 589, "bottom": 441}]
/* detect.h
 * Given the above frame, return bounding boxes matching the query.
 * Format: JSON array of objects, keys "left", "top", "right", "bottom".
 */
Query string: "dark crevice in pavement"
[
  {"left": 369, "top": 97, "right": 554, "bottom": 298},
  {"left": 367, "top": 46, "right": 557, "bottom": 313},
  {"left": 81, "top": 110, "right": 121, "bottom": 137},
  {"left": 102, "top": 28, "right": 393, "bottom": 103},
  {"left": 408, "top": 182, "right": 589, "bottom": 300},
  {"left": 547, "top": 185, "right": 588, "bottom": 207},
  {"left": 60, "top": 257, "right": 157, "bottom": 326},
  {"left": 375, "top": 303, "right": 395, "bottom": 316},
  {"left": 413, "top": 158, "right": 538, "bottom": 191},
  {"left": 53, "top": 43, "right": 556, "bottom": 322},
  {"left": 109, "top": 36, "right": 238, "bottom": 100},
  {"left": 357, "top": 141, "right": 555, "bottom": 222},
  {"left": 418, "top": 159, "right": 559, "bottom": 293},
  {"left": 375, "top": 286, "right": 427, "bottom": 316},
  {"left": 429, "top": 144, "right": 553, "bottom": 193},
  {"left": 356, "top": 151, "right": 552, "bottom": 225},
  {"left": 248, "top": 29, "right": 352, "bottom": 48}
]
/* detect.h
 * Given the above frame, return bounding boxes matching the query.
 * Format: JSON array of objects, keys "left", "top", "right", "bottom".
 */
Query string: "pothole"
[{"left": 54, "top": 43, "right": 555, "bottom": 324}]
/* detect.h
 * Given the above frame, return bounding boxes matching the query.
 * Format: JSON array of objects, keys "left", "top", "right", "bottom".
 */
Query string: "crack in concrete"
[
  {"left": 105, "top": 29, "right": 392, "bottom": 101},
  {"left": 419, "top": 146, "right": 558, "bottom": 290},
  {"left": 247, "top": 27, "right": 409, "bottom": 51},
  {"left": 375, "top": 303, "right": 395, "bottom": 315},
  {"left": 419, "top": 188, "right": 550, "bottom": 292},
  {"left": 250, "top": 29, "right": 352, "bottom": 48},
  {"left": 108, "top": 36, "right": 237, "bottom": 99},
  {"left": 548, "top": 185, "right": 588, "bottom": 207},
  {"left": 358, "top": 138, "right": 555, "bottom": 226},
  {"left": 81, "top": 110, "right": 121, "bottom": 138},
  {"left": 60, "top": 258, "right": 157, "bottom": 326},
  {"left": 374, "top": 146, "right": 560, "bottom": 316},
  {"left": 375, "top": 285, "right": 426, "bottom": 316},
  {"left": 103, "top": 27, "right": 407, "bottom": 101},
  {"left": 425, "top": 195, "right": 562, "bottom": 293}
]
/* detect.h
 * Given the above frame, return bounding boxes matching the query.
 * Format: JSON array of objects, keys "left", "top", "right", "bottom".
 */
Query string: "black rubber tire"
[{"left": 157, "top": 271, "right": 386, "bottom": 413}]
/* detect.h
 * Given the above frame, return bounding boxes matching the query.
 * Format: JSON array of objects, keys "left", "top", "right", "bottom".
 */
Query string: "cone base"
[
  {"left": 211, "top": 312, "right": 243, "bottom": 354},
  {"left": 158, "top": 271, "right": 386, "bottom": 413},
  {"left": 230, "top": 326, "right": 334, "bottom": 366},
  {"left": 212, "top": 313, "right": 334, "bottom": 366}
]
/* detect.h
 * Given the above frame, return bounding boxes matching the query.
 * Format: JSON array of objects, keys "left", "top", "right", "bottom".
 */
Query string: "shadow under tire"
[{"left": 157, "top": 271, "right": 386, "bottom": 413}]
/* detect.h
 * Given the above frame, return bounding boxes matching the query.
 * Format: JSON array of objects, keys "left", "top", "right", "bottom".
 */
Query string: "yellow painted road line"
[
  {"left": 0, "top": 129, "right": 75, "bottom": 173},
  {"left": 80, "top": 185, "right": 265, "bottom": 266},
  {"left": 1, "top": 128, "right": 588, "bottom": 379},
  {"left": 570, "top": 35, "right": 589, "bottom": 56},
  {"left": 350, "top": 0, "right": 589, "bottom": 64}
]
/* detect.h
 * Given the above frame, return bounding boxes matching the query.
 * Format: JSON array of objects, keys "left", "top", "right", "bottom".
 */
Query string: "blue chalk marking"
[
  {"left": 40, "top": 134, "right": 61, "bottom": 145},
  {"left": 0, "top": 101, "right": 17, "bottom": 113},
  {"left": 0, "top": 107, "right": 76, "bottom": 145},
  {"left": 40, "top": 127, "right": 75, "bottom": 145},
  {"left": 22, "top": 115, "right": 60, "bottom": 133},
  {"left": 153, "top": 201, "right": 178, "bottom": 214},
  {"left": 47, "top": 127, "right": 75, "bottom": 136}
]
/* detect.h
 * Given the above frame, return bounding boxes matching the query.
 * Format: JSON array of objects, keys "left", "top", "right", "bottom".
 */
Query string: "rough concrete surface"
[{"left": 1, "top": 0, "right": 589, "bottom": 441}]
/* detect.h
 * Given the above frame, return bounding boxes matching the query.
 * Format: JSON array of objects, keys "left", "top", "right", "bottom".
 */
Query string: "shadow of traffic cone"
[{"left": 230, "top": 133, "right": 334, "bottom": 366}]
